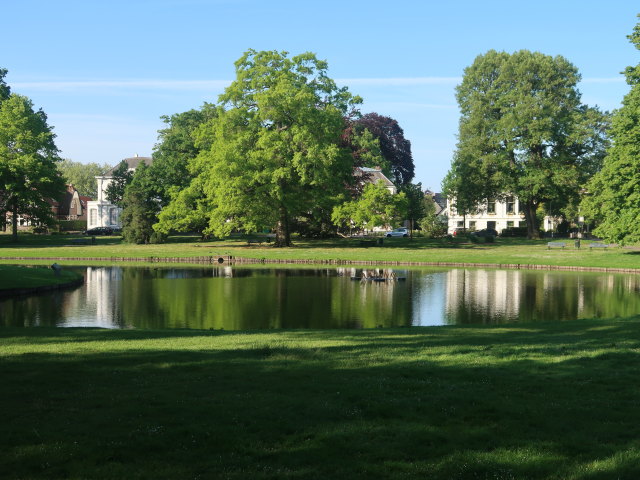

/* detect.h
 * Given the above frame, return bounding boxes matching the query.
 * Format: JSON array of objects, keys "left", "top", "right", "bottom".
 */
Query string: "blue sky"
[{"left": 3, "top": 0, "right": 638, "bottom": 190}]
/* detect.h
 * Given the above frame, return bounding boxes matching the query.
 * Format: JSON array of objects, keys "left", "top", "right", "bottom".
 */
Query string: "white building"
[
  {"left": 86, "top": 155, "right": 151, "bottom": 230},
  {"left": 444, "top": 195, "right": 527, "bottom": 235}
]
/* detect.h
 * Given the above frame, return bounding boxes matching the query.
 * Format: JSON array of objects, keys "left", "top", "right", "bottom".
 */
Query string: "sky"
[{"left": 2, "top": 0, "right": 638, "bottom": 191}]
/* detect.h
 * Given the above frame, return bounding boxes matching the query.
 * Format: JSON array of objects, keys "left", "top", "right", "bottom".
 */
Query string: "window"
[
  {"left": 507, "top": 221, "right": 514, "bottom": 228},
  {"left": 469, "top": 221, "right": 476, "bottom": 231},
  {"left": 487, "top": 221, "right": 496, "bottom": 230},
  {"left": 506, "top": 196, "right": 515, "bottom": 214},
  {"left": 90, "top": 209, "right": 97, "bottom": 226},
  {"left": 109, "top": 208, "right": 118, "bottom": 225},
  {"left": 457, "top": 221, "right": 464, "bottom": 228},
  {"left": 487, "top": 199, "right": 496, "bottom": 214}
]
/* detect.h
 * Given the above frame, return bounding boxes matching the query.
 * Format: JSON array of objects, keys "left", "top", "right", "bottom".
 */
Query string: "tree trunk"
[
  {"left": 523, "top": 200, "right": 540, "bottom": 239},
  {"left": 11, "top": 202, "right": 18, "bottom": 242},
  {"left": 275, "top": 206, "right": 291, "bottom": 247}
]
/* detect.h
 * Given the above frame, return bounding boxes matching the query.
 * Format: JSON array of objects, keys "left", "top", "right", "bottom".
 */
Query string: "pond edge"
[{"left": 1, "top": 255, "right": 639, "bottom": 274}]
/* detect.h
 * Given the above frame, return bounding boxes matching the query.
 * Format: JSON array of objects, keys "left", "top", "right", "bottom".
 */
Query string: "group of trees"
[
  {"left": 442, "top": 50, "right": 609, "bottom": 239},
  {"left": 115, "top": 50, "right": 432, "bottom": 245},
  {"left": 443, "top": 16, "right": 640, "bottom": 244},
  {"left": 8, "top": 15, "right": 640, "bottom": 246},
  {"left": 581, "top": 19, "right": 640, "bottom": 244}
]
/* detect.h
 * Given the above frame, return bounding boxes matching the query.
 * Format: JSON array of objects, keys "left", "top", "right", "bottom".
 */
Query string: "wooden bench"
[
  {"left": 359, "top": 239, "right": 377, "bottom": 247},
  {"left": 589, "top": 242, "right": 610, "bottom": 250},
  {"left": 547, "top": 242, "right": 566, "bottom": 250},
  {"left": 70, "top": 238, "right": 91, "bottom": 245},
  {"left": 247, "top": 237, "right": 271, "bottom": 245}
]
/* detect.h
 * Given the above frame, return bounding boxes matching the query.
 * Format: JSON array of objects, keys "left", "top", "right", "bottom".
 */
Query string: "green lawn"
[
  {"left": 1, "top": 232, "right": 638, "bottom": 270},
  {"left": 2, "top": 320, "right": 640, "bottom": 479},
  {"left": 0, "top": 264, "right": 82, "bottom": 291}
]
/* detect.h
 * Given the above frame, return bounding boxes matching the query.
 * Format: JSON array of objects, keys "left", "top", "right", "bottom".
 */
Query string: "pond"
[{"left": 2, "top": 265, "right": 640, "bottom": 330}]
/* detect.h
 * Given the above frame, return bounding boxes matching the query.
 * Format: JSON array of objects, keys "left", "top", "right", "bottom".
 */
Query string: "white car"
[{"left": 386, "top": 227, "right": 409, "bottom": 237}]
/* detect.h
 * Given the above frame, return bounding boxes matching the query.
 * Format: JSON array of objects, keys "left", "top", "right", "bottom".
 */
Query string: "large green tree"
[
  {"left": 0, "top": 85, "right": 64, "bottom": 240},
  {"left": 57, "top": 159, "right": 111, "bottom": 198},
  {"left": 121, "top": 163, "right": 161, "bottom": 244},
  {"left": 581, "top": 18, "right": 640, "bottom": 244},
  {"left": 175, "top": 50, "right": 362, "bottom": 246},
  {"left": 444, "top": 50, "right": 609, "bottom": 238}
]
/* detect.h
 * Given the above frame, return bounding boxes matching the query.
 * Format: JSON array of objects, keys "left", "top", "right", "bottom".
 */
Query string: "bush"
[
  {"left": 501, "top": 227, "right": 528, "bottom": 237},
  {"left": 149, "top": 232, "right": 167, "bottom": 244},
  {"left": 58, "top": 219, "right": 87, "bottom": 232},
  {"left": 31, "top": 226, "right": 49, "bottom": 234}
]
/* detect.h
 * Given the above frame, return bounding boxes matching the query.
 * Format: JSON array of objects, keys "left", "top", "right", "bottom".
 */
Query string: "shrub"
[{"left": 58, "top": 220, "right": 87, "bottom": 232}]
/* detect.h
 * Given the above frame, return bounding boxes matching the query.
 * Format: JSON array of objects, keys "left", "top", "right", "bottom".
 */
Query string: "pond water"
[{"left": 2, "top": 265, "right": 640, "bottom": 330}]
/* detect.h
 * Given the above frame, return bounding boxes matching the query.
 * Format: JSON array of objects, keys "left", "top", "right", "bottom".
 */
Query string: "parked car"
[
  {"left": 84, "top": 227, "right": 113, "bottom": 236},
  {"left": 386, "top": 227, "right": 409, "bottom": 237}
]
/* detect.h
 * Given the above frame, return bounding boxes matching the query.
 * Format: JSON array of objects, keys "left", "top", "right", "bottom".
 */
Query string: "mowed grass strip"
[
  {"left": 2, "top": 320, "right": 640, "bottom": 479},
  {"left": 0, "top": 233, "right": 638, "bottom": 270},
  {"left": 0, "top": 264, "right": 82, "bottom": 291}
]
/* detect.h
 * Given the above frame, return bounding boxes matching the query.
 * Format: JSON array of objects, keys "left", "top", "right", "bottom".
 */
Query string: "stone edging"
[{"left": 1, "top": 256, "right": 639, "bottom": 275}]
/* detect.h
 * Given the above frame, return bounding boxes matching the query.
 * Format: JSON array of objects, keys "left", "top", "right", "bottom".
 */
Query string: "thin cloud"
[
  {"left": 338, "top": 77, "right": 462, "bottom": 86},
  {"left": 12, "top": 76, "right": 464, "bottom": 91},
  {"left": 581, "top": 77, "right": 625, "bottom": 84},
  {"left": 12, "top": 79, "right": 232, "bottom": 91}
]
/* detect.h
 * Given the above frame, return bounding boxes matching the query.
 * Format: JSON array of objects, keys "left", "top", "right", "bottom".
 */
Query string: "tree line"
[{"left": 3, "top": 15, "right": 640, "bottom": 245}]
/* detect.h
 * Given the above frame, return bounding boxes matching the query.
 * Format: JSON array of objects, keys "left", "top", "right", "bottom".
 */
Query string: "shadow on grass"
[
  {"left": 0, "top": 234, "right": 123, "bottom": 248},
  {"left": 2, "top": 319, "right": 640, "bottom": 479}
]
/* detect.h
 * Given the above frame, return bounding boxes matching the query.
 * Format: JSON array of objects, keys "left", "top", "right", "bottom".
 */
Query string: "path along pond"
[{"left": 2, "top": 265, "right": 640, "bottom": 330}]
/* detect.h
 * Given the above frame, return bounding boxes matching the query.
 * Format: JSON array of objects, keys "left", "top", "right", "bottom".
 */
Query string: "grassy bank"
[
  {"left": 2, "top": 320, "right": 640, "bottom": 479},
  {"left": 1, "top": 233, "right": 638, "bottom": 270},
  {"left": 0, "top": 264, "right": 82, "bottom": 291}
]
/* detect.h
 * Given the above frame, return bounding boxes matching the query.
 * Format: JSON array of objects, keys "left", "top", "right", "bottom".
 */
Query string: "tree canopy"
[
  {"left": 352, "top": 113, "right": 414, "bottom": 187},
  {"left": 104, "top": 160, "right": 133, "bottom": 207},
  {"left": 581, "top": 17, "right": 640, "bottom": 244},
  {"left": 57, "top": 159, "right": 111, "bottom": 198},
  {"left": 332, "top": 180, "right": 407, "bottom": 234},
  {"left": 121, "top": 163, "right": 162, "bottom": 244},
  {"left": 167, "top": 50, "right": 364, "bottom": 246},
  {"left": 150, "top": 104, "right": 218, "bottom": 206},
  {"left": 443, "top": 50, "right": 609, "bottom": 238},
  {"left": 0, "top": 81, "right": 64, "bottom": 240}
]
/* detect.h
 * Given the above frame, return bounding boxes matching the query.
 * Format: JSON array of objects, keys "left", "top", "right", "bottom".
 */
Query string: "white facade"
[
  {"left": 86, "top": 155, "right": 151, "bottom": 230},
  {"left": 445, "top": 195, "right": 526, "bottom": 234}
]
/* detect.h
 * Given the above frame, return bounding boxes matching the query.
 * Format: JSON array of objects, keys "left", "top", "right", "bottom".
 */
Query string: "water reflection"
[
  {"left": 433, "top": 269, "right": 640, "bottom": 325},
  {"left": 2, "top": 266, "right": 640, "bottom": 330}
]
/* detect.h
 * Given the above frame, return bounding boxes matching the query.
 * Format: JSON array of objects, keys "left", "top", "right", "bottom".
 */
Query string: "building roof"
[
  {"left": 104, "top": 155, "right": 152, "bottom": 176},
  {"left": 355, "top": 167, "right": 396, "bottom": 189}
]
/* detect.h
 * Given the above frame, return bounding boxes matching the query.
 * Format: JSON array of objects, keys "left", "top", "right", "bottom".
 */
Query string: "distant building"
[
  {"left": 8, "top": 184, "right": 90, "bottom": 230},
  {"left": 86, "top": 155, "right": 151, "bottom": 230},
  {"left": 355, "top": 167, "right": 397, "bottom": 194},
  {"left": 50, "top": 184, "right": 91, "bottom": 221},
  {"left": 444, "top": 195, "right": 527, "bottom": 234}
]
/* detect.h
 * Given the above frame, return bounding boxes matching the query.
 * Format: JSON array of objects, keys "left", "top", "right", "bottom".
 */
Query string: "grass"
[
  {"left": 0, "top": 264, "right": 82, "bottom": 291},
  {"left": 2, "top": 319, "right": 640, "bottom": 479},
  {"left": 1, "top": 232, "right": 639, "bottom": 270}
]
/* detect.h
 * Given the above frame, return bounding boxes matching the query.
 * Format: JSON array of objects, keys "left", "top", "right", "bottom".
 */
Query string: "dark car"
[{"left": 84, "top": 227, "right": 113, "bottom": 236}]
